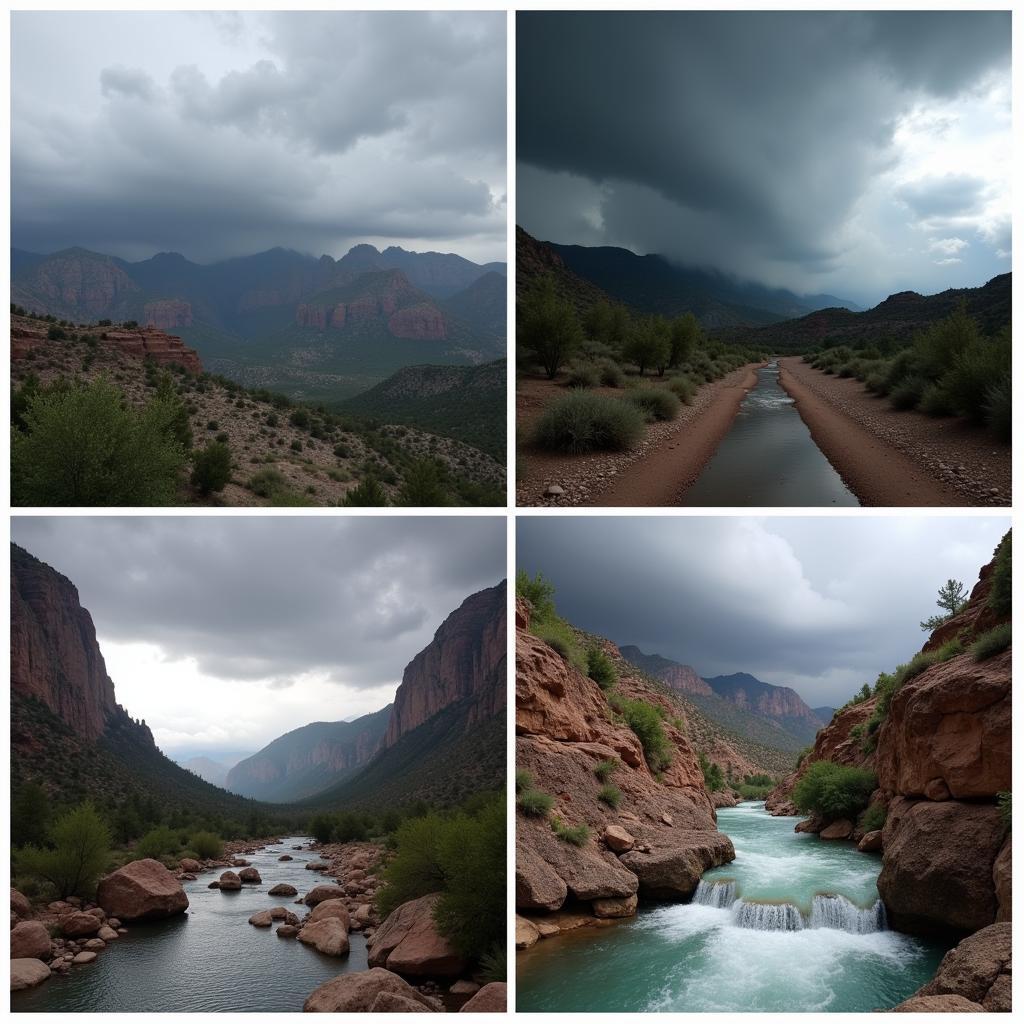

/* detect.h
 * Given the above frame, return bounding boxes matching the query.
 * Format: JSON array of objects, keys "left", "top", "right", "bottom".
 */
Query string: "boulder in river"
[
  {"left": 97, "top": 859, "right": 189, "bottom": 921},
  {"left": 278, "top": 855, "right": 293, "bottom": 861},
  {"left": 276, "top": 924, "right": 299, "bottom": 938},
  {"left": 10, "top": 921, "right": 53, "bottom": 960},
  {"left": 858, "top": 830, "right": 883, "bottom": 852},
  {"left": 60, "top": 911, "right": 103, "bottom": 937},
  {"left": 303, "top": 967, "right": 437, "bottom": 1012},
  {"left": 248, "top": 911, "right": 273, "bottom": 928},
  {"left": 891, "top": 995, "right": 985, "bottom": 1012},
  {"left": 238, "top": 867, "right": 262, "bottom": 884},
  {"left": 459, "top": 982, "right": 506, "bottom": 1012},
  {"left": 218, "top": 871, "right": 242, "bottom": 892},
  {"left": 298, "top": 919, "right": 350, "bottom": 957},
  {"left": 307, "top": 898, "right": 351, "bottom": 930},
  {"left": 268, "top": 883, "right": 297, "bottom": 897},
  {"left": 179, "top": 858, "right": 201, "bottom": 873},
  {"left": 10, "top": 959, "right": 51, "bottom": 991},
  {"left": 367, "top": 893, "right": 468, "bottom": 977},
  {"left": 304, "top": 884, "right": 346, "bottom": 906},
  {"left": 819, "top": 819, "right": 853, "bottom": 840},
  {"left": 72, "top": 951, "right": 97, "bottom": 965},
  {"left": 619, "top": 832, "right": 735, "bottom": 900}
]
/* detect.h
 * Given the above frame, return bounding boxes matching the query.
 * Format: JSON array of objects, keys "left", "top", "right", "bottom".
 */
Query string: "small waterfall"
[
  {"left": 733, "top": 901, "right": 804, "bottom": 931},
  {"left": 692, "top": 880, "right": 736, "bottom": 908},
  {"left": 809, "top": 894, "right": 887, "bottom": 934}
]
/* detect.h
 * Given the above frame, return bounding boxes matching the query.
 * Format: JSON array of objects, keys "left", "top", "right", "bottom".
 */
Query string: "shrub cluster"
[{"left": 792, "top": 762, "right": 877, "bottom": 821}]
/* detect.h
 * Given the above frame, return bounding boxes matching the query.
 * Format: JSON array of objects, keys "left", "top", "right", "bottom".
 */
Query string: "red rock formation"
[
  {"left": 296, "top": 303, "right": 327, "bottom": 329},
  {"left": 384, "top": 581, "right": 505, "bottom": 748},
  {"left": 143, "top": 299, "right": 193, "bottom": 330},
  {"left": 388, "top": 303, "right": 447, "bottom": 340},
  {"left": 516, "top": 598, "right": 734, "bottom": 927},
  {"left": 96, "top": 859, "right": 189, "bottom": 921},
  {"left": 367, "top": 893, "right": 468, "bottom": 977},
  {"left": 15, "top": 251, "right": 139, "bottom": 318},
  {"left": 10, "top": 544, "right": 119, "bottom": 743},
  {"left": 102, "top": 328, "right": 202, "bottom": 374}
]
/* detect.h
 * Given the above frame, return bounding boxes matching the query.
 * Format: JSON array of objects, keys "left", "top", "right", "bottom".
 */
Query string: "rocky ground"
[
  {"left": 780, "top": 356, "right": 1010, "bottom": 506},
  {"left": 515, "top": 364, "right": 758, "bottom": 506},
  {"left": 11, "top": 316, "right": 504, "bottom": 506},
  {"left": 515, "top": 599, "right": 734, "bottom": 950},
  {"left": 765, "top": 551, "right": 1012, "bottom": 1010}
]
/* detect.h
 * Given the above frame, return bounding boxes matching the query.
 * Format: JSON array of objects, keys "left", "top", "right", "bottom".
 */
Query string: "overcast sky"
[
  {"left": 12, "top": 11, "right": 506, "bottom": 264},
  {"left": 518, "top": 11, "right": 1011, "bottom": 306},
  {"left": 518, "top": 516, "right": 1009, "bottom": 708},
  {"left": 13, "top": 517, "right": 505, "bottom": 763}
]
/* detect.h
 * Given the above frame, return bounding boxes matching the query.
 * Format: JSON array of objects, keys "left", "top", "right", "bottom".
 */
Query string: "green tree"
[
  {"left": 11, "top": 781, "right": 51, "bottom": 848},
  {"left": 792, "top": 761, "right": 877, "bottom": 821},
  {"left": 398, "top": 459, "right": 449, "bottom": 506},
  {"left": 191, "top": 441, "right": 232, "bottom": 495},
  {"left": 623, "top": 318, "right": 671, "bottom": 377},
  {"left": 341, "top": 475, "right": 388, "bottom": 506},
  {"left": 155, "top": 374, "right": 193, "bottom": 450},
  {"left": 670, "top": 313, "right": 701, "bottom": 368},
  {"left": 12, "top": 378, "right": 187, "bottom": 505},
  {"left": 309, "top": 814, "right": 337, "bottom": 845},
  {"left": 17, "top": 802, "right": 112, "bottom": 899},
  {"left": 519, "top": 277, "right": 583, "bottom": 379},
  {"left": 699, "top": 753, "right": 725, "bottom": 792},
  {"left": 920, "top": 578, "right": 968, "bottom": 631}
]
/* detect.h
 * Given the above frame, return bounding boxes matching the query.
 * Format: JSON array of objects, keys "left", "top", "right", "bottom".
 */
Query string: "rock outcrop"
[
  {"left": 459, "top": 982, "right": 506, "bottom": 1012},
  {"left": 10, "top": 921, "right": 53, "bottom": 960},
  {"left": 367, "top": 893, "right": 468, "bottom": 977},
  {"left": 96, "top": 859, "right": 189, "bottom": 921},
  {"left": 303, "top": 967, "right": 438, "bottom": 1013},
  {"left": 516, "top": 598, "right": 734, "bottom": 938},
  {"left": 99, "top": 328, "right": 202, "bottom": 374},
  {"left": 384, "top": 581, "right": 506, "bottom": 747},
  {"left": 10, "top": 959, "right": 52, "bottom": 991},
  {"left": 10, "top": 544, "right": 119, "bottom": 742}
]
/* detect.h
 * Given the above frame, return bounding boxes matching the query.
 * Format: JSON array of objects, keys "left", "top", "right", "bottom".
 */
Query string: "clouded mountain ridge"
[{"left": 619, "top": 646, "right": 826, "bottom": 746}]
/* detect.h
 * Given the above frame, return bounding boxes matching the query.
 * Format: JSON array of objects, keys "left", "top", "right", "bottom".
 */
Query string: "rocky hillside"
[
  {"left": 515, "top": 598, "right": 736, "bottom": 948},
  {"left": 516, "top": 226, "right": 612, "bottom": 316},
  {"left": 620, "top": 646, "right": 820, "bottom": 755},
  {"left": 11, "top": 312, "right": 505, "bottom": 506},
  {"left": 10, "top": 544, "right": 262, "bottom": 820},
  {"left": 766, "top": 541, "right": 1010, "bottom": 950},
  {"left": 225, "top": 708, "right": 392, "bottom": 802},
  {"left": 302, "top": 581, "right": 507, "bottom": 811},
  {"left": 734, "top": 272, "right": 1010, "bottom": 353}
]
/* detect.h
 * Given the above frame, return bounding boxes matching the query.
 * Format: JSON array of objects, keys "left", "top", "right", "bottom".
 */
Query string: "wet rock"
[
  {"left": 179, "top": 858, "right": 201, "bottom": 873},
  {"left": 10, "top": 921, "right": 53, "bottom": 960},
  {"left": 304, "top": 968, "right": 437, "bottom": 1012},
  {"left": 248, "top": 911, "right": 273, "bottom": 928},
  {"left": 97, "top": 859, "right": 189, "bottom": 921},
  {"left": 592, "top": 894, "right": 638, "bottom": 918},
  {"left": 891, "top": 995, "right": 984, "bottom": 1012},
  {"left": 298, "top": 919, "right": 351, "bottom": 957},
  {"left": 911, "top": 922, "right": 1011, "bottom": 1011},
  {"left": 515, "top": 915, "right": 540, "bottom": 949},
  {"left": 858, "top": 830, "right": 883, "bottom": 853},
  {"left": 304, "top": 884, "right": 347, "bottom": 906},
  {"left": 10, "top": 959, "right": 51, "bottom": 991},
  {"left": 268, "top": 883, "right": 297, "bottom": 897},
  {"left": 218, "top": 871, "right": 242, "bottom": 892},
  {"left": 82, "top": 939, "right": 105, "bottom": 951},
  {"left": 97, "top": 925, "right": 118, "bottom": 941},
  {"left": 238, "top": 867, "right": 262, "bottom": 884},
  {"left": 619, "top": 832, "right": 735, "bottom": 900},
  {"left": 819, "top": 819, "right": 853, "bottom": 840},
  {"left": 307, "top": 898, "right": 351, "bottom": 931},
  {"left": 72, "top": 951, "right": 97, "bottom": 965},
  {"left": 459, "top": 982, "right": 506, "bottom": 1012},
  {"left": 276, "top": 924, "right": 299, "bottom": 938},
  {"left": 278, "top": 855, "right": 292, "bottom": 861},
  {"left": 60, "top": 911, "right": 103, "bottom": 937},
  {"left": 306, "top": 862, "right": 330, "bottom": 872}
]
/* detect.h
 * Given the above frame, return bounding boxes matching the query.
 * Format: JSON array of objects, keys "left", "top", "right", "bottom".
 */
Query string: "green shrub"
[
  {"left": 597, "top": 359, "right": 625, "bottom": 388},
  {"left": 550, "top": 817, "right": 590, "bottom": 847},
  {"left": 191, "top": 441, "right": 232, "bottom": 495},
  {"left": 533, "top": 618, "right": 586, "bottom": 673},
  {"left": 860, "top": 802, "right": 886, "bottom": 833},
  {"left": 940, "top": 330, "right": 1010, "bottom": 424},
  {"left": 341, "top": 475, "right": 388, "bottom": 506},
  {"left": 699, "top": 752, "right": 725, "bottom": 792},
  {"left": 519, "top": 277, "right": 584, "bottom": 379},
  {"left": 309, "top": 814, "right": 336, "bottom": 845},
  {"left": 970, "top": 623, "right": 1011, "bottom": 662},
  {"left": 566, "top": 363, "right": 599, "bottom": 389},
  {"left": 667, "top": 376, "right": 697, "bottom": 404},
  {"left": 12, "top": 379, "right": 187, "bottom": 506},
  {"left": 515, "top": 571, "right": 556, "bottom": 621},
  {"left": 998, "top": 791, "right": 1011, "bottom": 830},
  {"left": 988, "top": 533, "right": 1012, "bottom": 616},
  {"left": 478, "top": 942, "right": 506, "bottom": 983},
  {"left": 515, "top": 769, "right": 532, "bottom": 794},
  {"left": 623, "top": 387, "right": 681, "bottom": 422},
  {"left": 189, "top": 831, "right": 223, "bottom": 859},
  {"left": 594, "top": 758, "right": 618, "bottom": 783},
  {"left": 586, "top": 645, "right": 618, "bottom": 690},
  {"left": 248, "top": 467, "right": 286, "bottom": 498},
  {"left": 517, "top": 788, "right": 555, "bottom": 817},
  {"left": 918, "top": 382, "right": 955, "bottom": 417},
  {"left": 135, "top": 824, "right": 181, "bottom": 860},
  {"left": 613, "top": 696, "right": 672, "bottom": 773},
  {"left": 935, "top": 637, "right": 964, "bottom": 661},
  {"left": 16, "top": 802, "right": 112, "bottom": 900},
  {"left": 597, "top": 784, "right": 622, "bottom": 809},
  {"left": 398, "top": 460, "right": 449, "bottom": 506},
  {"left": 737, "top": 783, "right": 772, "bottom": 800},
  {"left": 795, "top": 746, "right": 812, "bottom": 770},
  {"left": 532, "top": 391, "right": 645, "bottom": 454},
  {"left": 792, "top": 761, "right": 877, "bottom": 821},
  {"left": 889, "top": 375, "right": 927, "bottom": 411},
  {"left": 984, "top": 380, "right": 1012, "bottom": 441}
]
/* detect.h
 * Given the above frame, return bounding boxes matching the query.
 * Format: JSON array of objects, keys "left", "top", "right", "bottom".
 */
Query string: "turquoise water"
[
  {"left": 681, "top": 362, "right": 859, "bottom": 507},
  {"left": 12, "top": 837, "right": 368, "bottom": 1013},
  {"left": 516, "top": 803, "right": 948, "bottom": 1012}
]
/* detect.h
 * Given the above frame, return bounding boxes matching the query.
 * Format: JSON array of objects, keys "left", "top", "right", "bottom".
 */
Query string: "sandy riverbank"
[{"left": 779, "top": 357, "right": 1010, "bottom": 507}]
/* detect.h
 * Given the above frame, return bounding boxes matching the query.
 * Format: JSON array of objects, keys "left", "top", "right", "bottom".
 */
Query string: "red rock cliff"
[
  {"left": 384, "top": 581, "right": 506, "bottom": 748},
  {"left": 10, "top": 544, "right": 119, "bottom": 743}
]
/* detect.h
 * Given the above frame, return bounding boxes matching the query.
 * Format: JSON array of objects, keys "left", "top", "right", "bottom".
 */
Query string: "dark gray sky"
[
  {"left": 12, "top": 11, "right": 506, "bottom": 264},
  {"left": 518, "top": 11, "right": 1010, "bottom": 306},
  {"left": 517, "top": 516, "right": 1008, "bottom": 708},
  {"left": 12, "top": 517, "right": 505, "bottom": 759}
]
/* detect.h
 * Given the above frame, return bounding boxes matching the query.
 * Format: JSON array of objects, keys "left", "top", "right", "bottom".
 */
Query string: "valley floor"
[
  {"left": 779, "top": 357, "right": 1010, "bottom": 507},
  {"left": 516, "top": 363, "right": 761, "bottom": 506}
]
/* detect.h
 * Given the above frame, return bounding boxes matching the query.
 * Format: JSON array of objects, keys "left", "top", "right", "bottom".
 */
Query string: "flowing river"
[
  {"left": 517, "top": 803, "right": 950, "bottom": 1012},
  {"left": 681, "top": 362, "right": 859, "bottom": 506},
  {"left": 12, "top": 836, "right": 368, "bottom": 1013}
]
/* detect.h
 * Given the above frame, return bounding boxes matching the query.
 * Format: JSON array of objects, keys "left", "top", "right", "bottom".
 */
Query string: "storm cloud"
[
  {"left": 517, "top": 11, "right": 1010, "bottom": 305},
  {"left": 12, "top": 11, "right": 506, "bottom": 263},
  {"left": 517, "top": 516, "right": 1009, "bottom": 709},
  {"left": 12, "top": 517, "right": 505, "bottom": 756}
]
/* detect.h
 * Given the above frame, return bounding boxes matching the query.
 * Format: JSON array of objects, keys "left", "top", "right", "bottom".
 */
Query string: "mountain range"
[
  {"left": 516, "top": 227, "right": 857, "bottom": 327},
  {"left": 11, "top": 541, "right": 507, "bottom": 818},
  {"left": 11, "top": 244, "right": 507, "bottom": 403},
  {"left": 619, "top": 646, "right": 827, "bottom": 748}
]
